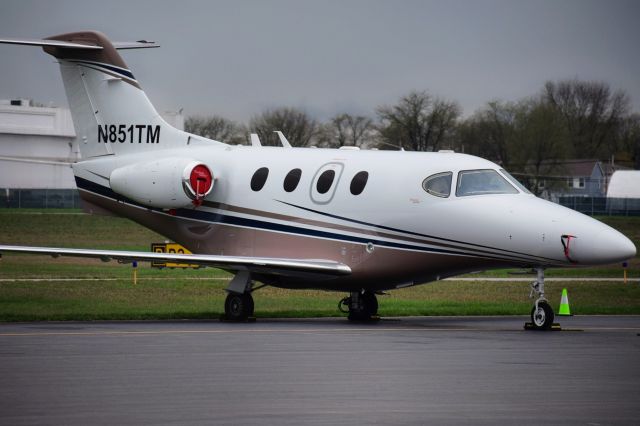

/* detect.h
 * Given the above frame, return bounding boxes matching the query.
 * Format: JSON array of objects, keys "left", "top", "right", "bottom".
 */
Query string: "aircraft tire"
[
  {"left": 247, "top": 294, "right": 255, "bottom": 316},
  {"left": 362, "top": 292, "right": 378, "bottom": 316},
  {"left": 347, "top": 292, "right": 378, "bottom": 321},
  {"left": 530, "top": 300, "right": 554, "bottom": 330},
  {"left": 225, "top": 293, "right": 254, "bottom": 321}
]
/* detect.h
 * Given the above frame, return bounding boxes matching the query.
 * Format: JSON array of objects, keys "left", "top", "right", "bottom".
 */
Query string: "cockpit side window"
[
  {"left": 422, "top": 172, "right": 452, "bottom": 198},
  {"left": 456, "top": 169, "right": 518, "bottom": 196}
]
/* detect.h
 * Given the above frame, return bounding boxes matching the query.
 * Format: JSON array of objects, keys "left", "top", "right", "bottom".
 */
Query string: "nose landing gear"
[{"left": 526, "top": 268, "right": 557, "bottom": 330}]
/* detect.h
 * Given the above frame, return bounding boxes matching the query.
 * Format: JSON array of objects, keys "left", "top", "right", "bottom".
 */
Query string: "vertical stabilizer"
[{"left": 41, "top": 31, "right": 186, "bottom": 158}]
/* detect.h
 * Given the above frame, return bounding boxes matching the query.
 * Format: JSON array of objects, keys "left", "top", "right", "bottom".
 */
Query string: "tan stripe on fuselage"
[
  {"left": 80, "top": 189, "right": 520, "bottom": 291},
  {"left": 201, "top": 200, "right": 543, "bottom": 263}
]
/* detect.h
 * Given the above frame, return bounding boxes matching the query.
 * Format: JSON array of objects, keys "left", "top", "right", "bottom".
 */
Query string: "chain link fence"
[
  {"left": 1, "top": 188, "right": 81, "bottom": 209},
  {"left": 558, "top": 196, "right": 640, "bottom": 216}
]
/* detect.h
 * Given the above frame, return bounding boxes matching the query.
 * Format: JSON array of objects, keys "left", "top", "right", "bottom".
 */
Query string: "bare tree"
[
  {"left": 185, "top": 115, "right": 243, "bottom": 144},
  {"left": 544, "top": 79, "right": 630, "bottom": 158},
  {"left": 458, "top": 100, "right": 518, "bottom": 168},
  {"left": 249, "top": 107, "right": 318, "bottom": 147},
  {"left": 319, "top": 113, "right": 375, "bottom": 148},
  {"left": 618, "top": 113, "right": 640, "bottom": 169},
  {"left": 516, "top": 98, "right": 569, "bottom": 195},
  {"left": 376, "top": 91, "right": 461, "bottom": 151}
]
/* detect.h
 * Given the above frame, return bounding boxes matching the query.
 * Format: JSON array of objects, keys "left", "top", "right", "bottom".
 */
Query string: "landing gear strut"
[
  {"left": 339, "top": 291, "right": 379, "bottom": 321},
  {"left": 527, "top": 268, "right": 555, "bottom": 330}
]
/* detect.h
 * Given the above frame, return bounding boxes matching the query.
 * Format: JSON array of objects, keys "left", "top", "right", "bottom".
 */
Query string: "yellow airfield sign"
[{"left": 151, "top": 243, "right": 200, "bottom": 269}]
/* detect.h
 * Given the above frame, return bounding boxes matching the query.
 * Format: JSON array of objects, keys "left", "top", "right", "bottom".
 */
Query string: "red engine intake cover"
[{"left": 189, "top": 164, "right": 213, "bottom": 197}]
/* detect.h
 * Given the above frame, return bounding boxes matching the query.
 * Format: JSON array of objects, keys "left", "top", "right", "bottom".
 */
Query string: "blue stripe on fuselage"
[
  {"left": 276, "top": 200, "right": 556, "bottom": 263},
  {"left": 73, "top": 176, "right": 528, "bottom": 263}
]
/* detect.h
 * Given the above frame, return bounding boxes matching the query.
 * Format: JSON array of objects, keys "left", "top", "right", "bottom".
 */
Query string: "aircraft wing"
[{"left": 0, "top": 245, "right": 351, "bottom": 279}]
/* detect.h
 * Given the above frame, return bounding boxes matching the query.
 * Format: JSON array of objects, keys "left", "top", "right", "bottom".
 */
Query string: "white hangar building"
[{"left": 0, "top": 99, "right": 183, "bottom": 208}]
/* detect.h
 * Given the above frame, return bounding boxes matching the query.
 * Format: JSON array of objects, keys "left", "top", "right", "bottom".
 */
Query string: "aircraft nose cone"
[
  {"left": 597, "top": 229, "right": 637, "bottom": 263},
  {"left": 573, "top": 227, "right": 636, "bottom": 265}
]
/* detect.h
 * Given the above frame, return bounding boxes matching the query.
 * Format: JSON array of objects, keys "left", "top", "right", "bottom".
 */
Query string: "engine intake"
[
  {"left": 184, "top": 164, "right": 213, "bottom": 206},
  {"left": 110, "top": 158, "right": 214, "bottom": 209}
]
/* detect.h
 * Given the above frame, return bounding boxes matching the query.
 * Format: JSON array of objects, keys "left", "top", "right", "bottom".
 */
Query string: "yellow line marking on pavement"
[
  {"left": 0, "top": 327, "right": 509, "bottom": 337},
  {"left": 0, "top": 325, "right": 636, "bottom": 337},
  {"left": 577, "top": 327, "right": 640, "bottom": 331}
]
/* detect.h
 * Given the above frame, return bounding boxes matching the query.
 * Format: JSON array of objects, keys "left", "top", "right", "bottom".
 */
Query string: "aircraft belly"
[{"left": 80, "top": 190, "right": 520, "bottom": 291}]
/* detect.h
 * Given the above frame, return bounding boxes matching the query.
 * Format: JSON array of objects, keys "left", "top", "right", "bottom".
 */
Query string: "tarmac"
[{"left": 0, "top": 316, "right": 639, "bottom": 425}]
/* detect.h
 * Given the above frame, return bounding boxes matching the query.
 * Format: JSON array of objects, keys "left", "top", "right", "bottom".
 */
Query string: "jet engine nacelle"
[{"left": 110, "top": 158, "right": 214, "bottom": 209}]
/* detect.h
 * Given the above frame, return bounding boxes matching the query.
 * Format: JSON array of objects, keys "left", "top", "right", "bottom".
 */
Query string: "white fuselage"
[{"left": 73, "top": 145, "right": 636, "bottom": 291}]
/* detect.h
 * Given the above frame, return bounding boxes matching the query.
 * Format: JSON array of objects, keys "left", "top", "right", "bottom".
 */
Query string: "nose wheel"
[
  {"left": 530, "top": 300, "right": 554, "bottom": 330},
  {"left": 526, "top": 268, "right": 557, "bottom": 330}
]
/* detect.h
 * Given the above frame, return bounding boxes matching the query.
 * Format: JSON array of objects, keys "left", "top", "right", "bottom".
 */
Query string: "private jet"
[{"left": 0, "top": 31, "right": 635, "bottom": 329}]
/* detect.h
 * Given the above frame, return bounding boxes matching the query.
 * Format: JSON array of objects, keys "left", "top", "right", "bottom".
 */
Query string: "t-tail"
[
  {"left": 0, "top": 31, "right": 223, "bottom": 158},
  {"left": 0, "top": 31, "right": 225, "bottom": 214}
]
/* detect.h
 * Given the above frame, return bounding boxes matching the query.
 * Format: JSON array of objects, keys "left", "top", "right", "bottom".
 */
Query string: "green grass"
[
  {"left": 1, "top": 209, "right": 639, "bottom": 321},
  {"left": 1, "top": 278, "right": 639, "bottom": 322},
  {"left": 0, "top": 208, "right": 84, "bottom": 214}
]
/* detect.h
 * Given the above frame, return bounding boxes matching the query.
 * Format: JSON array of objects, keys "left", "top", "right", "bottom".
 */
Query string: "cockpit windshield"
[
  {"left": 456, "top": 169, "right": 518, "bottom": 196},
  {"left": 500, "top": 169, "right": 532, "bottom": 194}
]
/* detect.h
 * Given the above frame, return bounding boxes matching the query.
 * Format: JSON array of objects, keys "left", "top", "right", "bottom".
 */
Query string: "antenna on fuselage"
[
  {"left": 273, "top": 131, "right": 292, "bottom": 148},
  {"left": 250, "top": 133, "right": 262, "bottom": 147}
]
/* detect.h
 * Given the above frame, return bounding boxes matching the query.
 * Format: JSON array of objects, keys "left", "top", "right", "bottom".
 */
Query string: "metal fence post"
[{"left": 625, "top": 198, "right": 629, "bottom": 216}]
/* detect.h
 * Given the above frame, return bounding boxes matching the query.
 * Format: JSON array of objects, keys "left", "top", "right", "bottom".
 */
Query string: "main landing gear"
[
  {"left": 526, "top": 268, "right": 556, "bottom": 330},
  {"left": 339, "top": 291, "right": 380, "bottom": 321},
  {"left": 224, "top": 292, "right": 254, "bottom": 321},
  {"left": 223, "top": 271, "right": 256, "bottom": 322}
]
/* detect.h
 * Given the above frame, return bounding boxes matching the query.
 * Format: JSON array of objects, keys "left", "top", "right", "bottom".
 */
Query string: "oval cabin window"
[
  {"left": 250, "top": 167, "right": 269, "bottom": 191},
  {"left": 316, "top": 170, "right": 336, "bottom": 194},
  {"left": 350, "top": 171, "right": 369, "bottom": 195},
  {"left": 283, "top": 168, "right": 302, "bottom": 192}
]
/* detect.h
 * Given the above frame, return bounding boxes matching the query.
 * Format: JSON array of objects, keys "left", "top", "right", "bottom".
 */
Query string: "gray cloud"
[{"left": 1, "top": 0, "right": 638, "bottom": 121}]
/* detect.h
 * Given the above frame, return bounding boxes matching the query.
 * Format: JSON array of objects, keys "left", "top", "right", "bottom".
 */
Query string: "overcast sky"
[{"left": 1, "top": 0, "right": 638, "bottom": 122}]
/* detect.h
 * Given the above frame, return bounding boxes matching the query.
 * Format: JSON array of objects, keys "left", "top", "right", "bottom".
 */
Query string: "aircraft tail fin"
[{"left": 1, "top": 31, "right": 202, "bottom": 158}]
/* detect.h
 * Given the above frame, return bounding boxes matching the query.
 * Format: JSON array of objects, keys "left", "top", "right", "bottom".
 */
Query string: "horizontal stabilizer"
[
  {"left": 0, "top": 38, "right": 159, "bottom": 50},
  {"left": 0, "top": 37, "right": 103, "bottom": 49},
  {"left": 0, "top": 245, "right": 352, "bottom": 278},
  {"left": 112, "top": 40, "right": 160, "bottom": 49}
]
